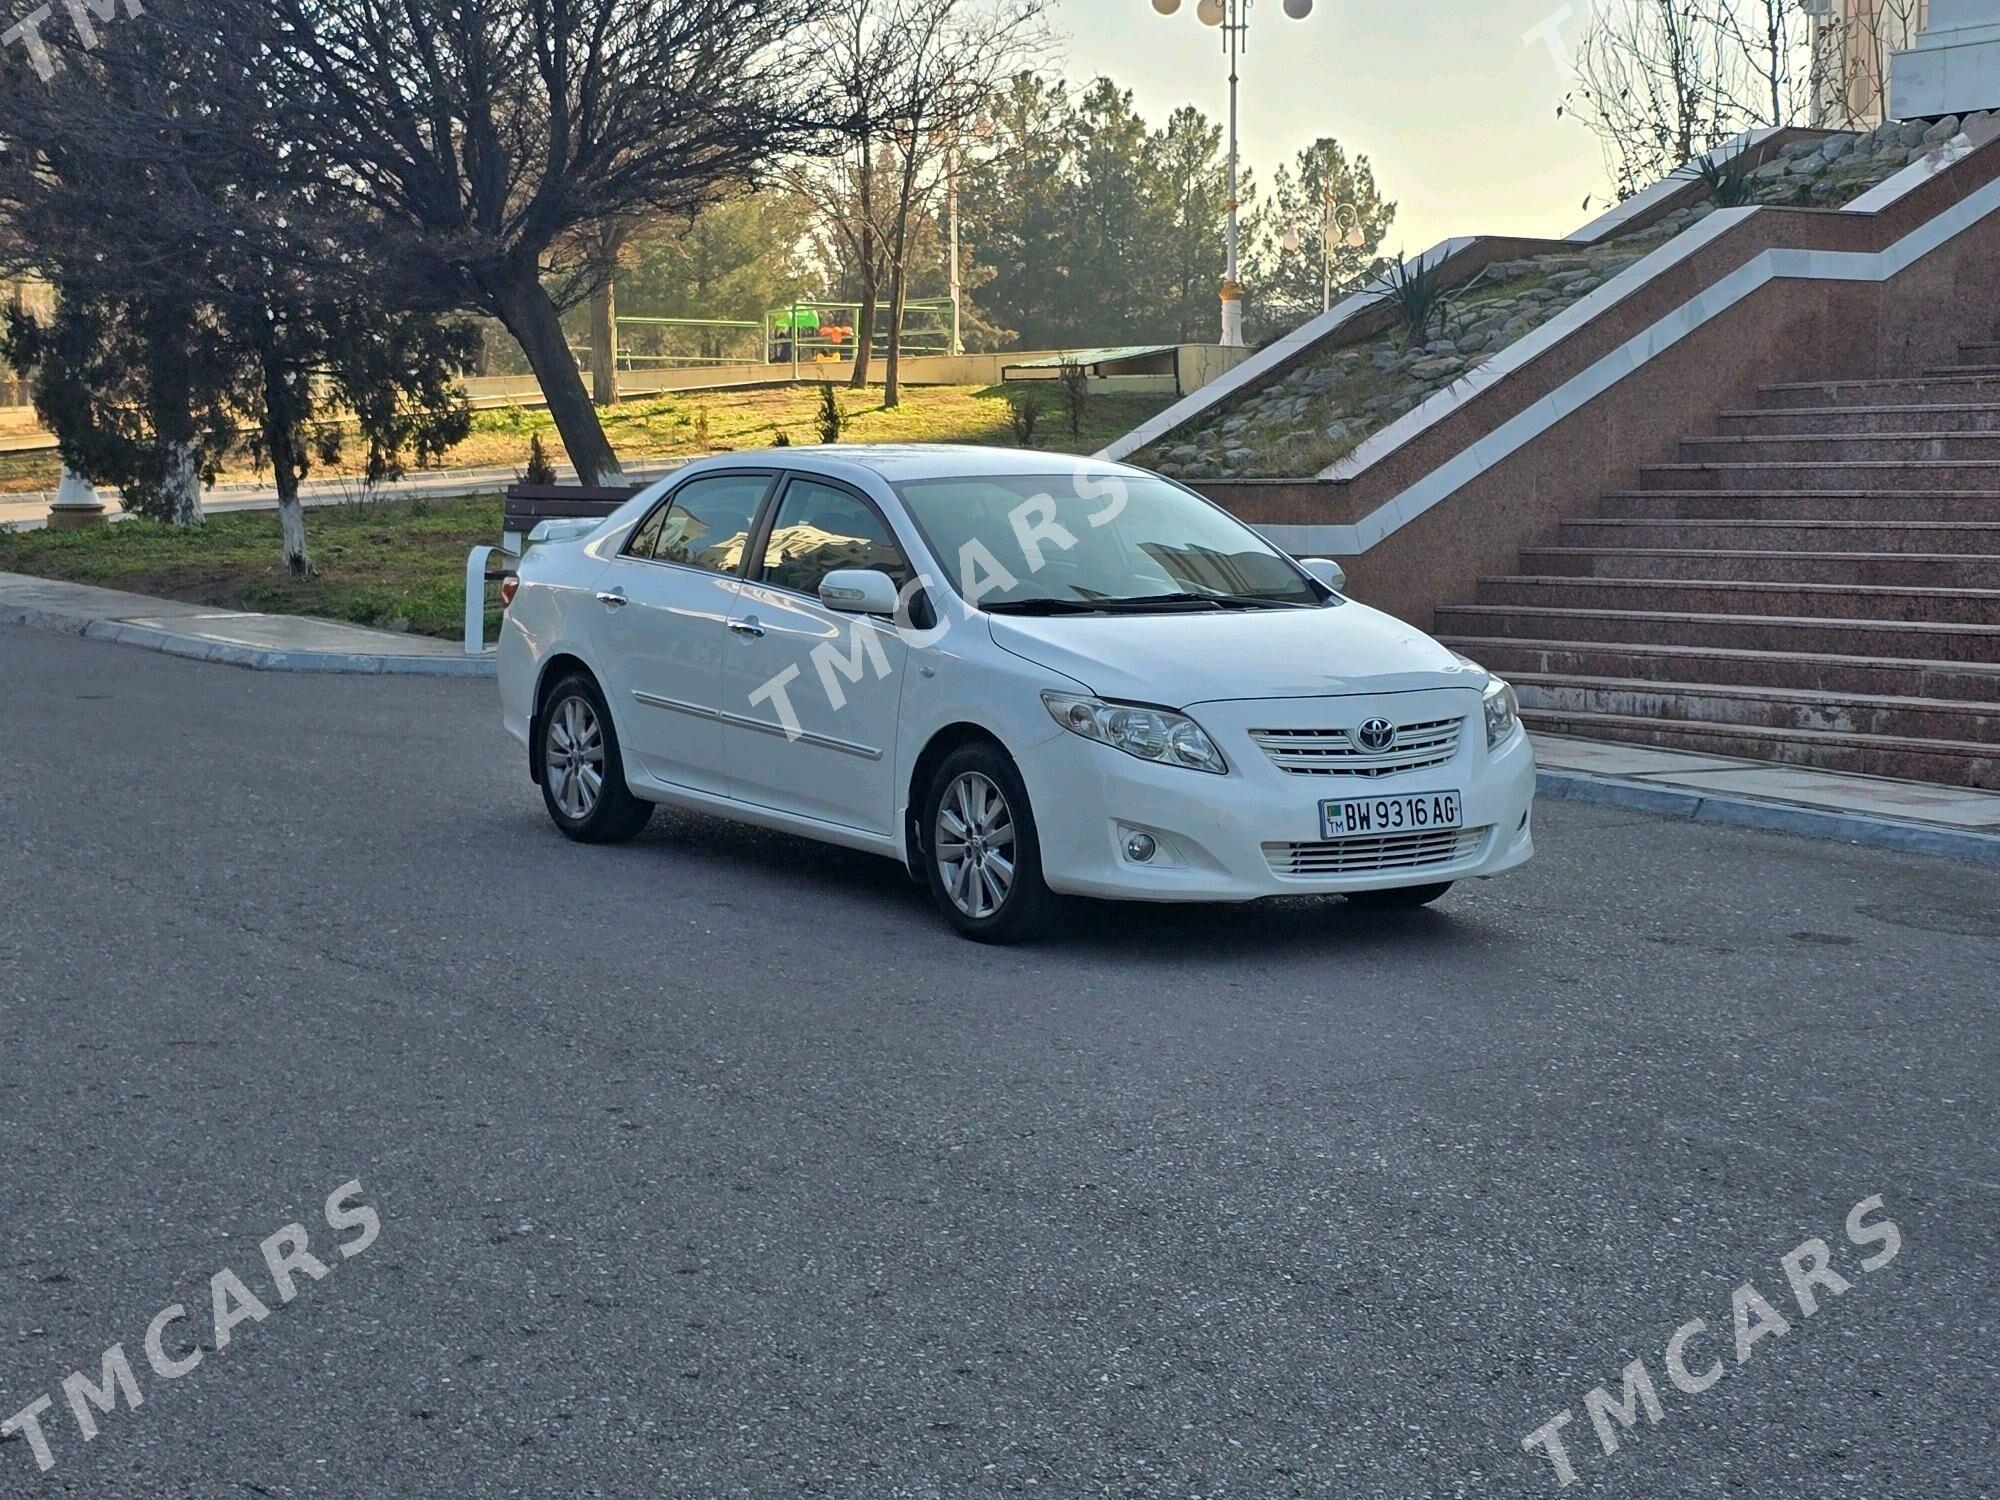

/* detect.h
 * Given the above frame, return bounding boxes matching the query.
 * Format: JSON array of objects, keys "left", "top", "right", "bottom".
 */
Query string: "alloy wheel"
[
  {"left": 935, "top": 771, "right": 1015, "bottom": 920},
  {"left": 545, "top": 695, "right": 606, "bottom": 821}
]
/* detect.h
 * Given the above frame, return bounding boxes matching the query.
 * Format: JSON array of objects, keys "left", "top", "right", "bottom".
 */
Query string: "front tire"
[
  {"left": 539, "top": 672, "right": 653, "bottom": 843},
  {"left": 1344, "top": 881, "right": 1452, "bottom": 910},
  {"left": 923, "top": 745, "right": 1052, "bottom": 944}
]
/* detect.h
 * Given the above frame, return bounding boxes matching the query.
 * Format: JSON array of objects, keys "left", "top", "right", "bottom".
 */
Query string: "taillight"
[{"left": 499, "top": 574, "right": 520, "bottom": 609}]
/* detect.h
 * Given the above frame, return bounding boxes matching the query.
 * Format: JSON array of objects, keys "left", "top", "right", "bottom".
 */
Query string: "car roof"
[{"left": 680, "top": 444, "right": 1148, "bottom": 488}]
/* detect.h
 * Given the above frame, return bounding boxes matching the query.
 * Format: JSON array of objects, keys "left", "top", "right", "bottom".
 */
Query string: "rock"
[
  {"left": 1818, "top": 134, "right": 1855, "bottom": 164},
  {"left": 1222, "top": 445, "right": 1255, "bottom": 468},
  {"left": 1921, "top": 115, "right": 1960, "bottom": 145},
  {"left": 1408, "top": 355, "right": 1464, "bottom": 379},
  {"left": 1899, "top": 119, "right": 1928, "bottom": 147}
]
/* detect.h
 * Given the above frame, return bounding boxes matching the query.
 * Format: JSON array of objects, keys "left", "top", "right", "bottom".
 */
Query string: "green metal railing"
[{"left": 571, "top": 299, "right": 959, "bottom": 378}]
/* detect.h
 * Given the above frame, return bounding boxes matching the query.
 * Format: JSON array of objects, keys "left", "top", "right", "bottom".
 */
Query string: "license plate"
[{"left": 1319, "top": 790, "right": 1463, "bottom": 840}]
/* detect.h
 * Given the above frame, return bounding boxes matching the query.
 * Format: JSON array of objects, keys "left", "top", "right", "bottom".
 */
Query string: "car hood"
[{"left": 985, "top": 600, "right": 1486, "bottom": 705}]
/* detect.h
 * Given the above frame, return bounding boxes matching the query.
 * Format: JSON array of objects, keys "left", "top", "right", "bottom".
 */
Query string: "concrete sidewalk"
[
  {"left": 0, "top": 570, "right": 494, "bottom": 676},
  {"left": 1534, "top": 733, "right": 2000, "bottom": 868}
]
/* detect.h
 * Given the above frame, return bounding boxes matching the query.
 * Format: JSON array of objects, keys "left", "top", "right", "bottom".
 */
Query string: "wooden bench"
[{"left": 501, "top": 483, "right": 642, "bottom": 554}]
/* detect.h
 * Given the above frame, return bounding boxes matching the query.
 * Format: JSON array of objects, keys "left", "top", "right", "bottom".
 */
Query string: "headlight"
[
  {"left": 1042, "top": 692, "right": 1227, "bottom": 774},
  {"left": 1483, "top": 676, "right": 1519, "bottom": 749}
]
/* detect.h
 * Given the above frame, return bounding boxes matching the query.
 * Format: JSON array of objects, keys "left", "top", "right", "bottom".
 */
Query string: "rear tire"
[
  {"left": 539, "top": 672, "right": 653, "bottom": 844},
  {"left": 1344, "top": 881, "right": 1452, "bottom": 910},
  {"left": 923, "top": 744, "right": 1052, "bottom": 944}
]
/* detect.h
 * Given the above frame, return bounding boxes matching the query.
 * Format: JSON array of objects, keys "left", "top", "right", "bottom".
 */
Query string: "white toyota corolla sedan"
[{"left": 498, "top": 445, "right": 1534, "bottom": 941}]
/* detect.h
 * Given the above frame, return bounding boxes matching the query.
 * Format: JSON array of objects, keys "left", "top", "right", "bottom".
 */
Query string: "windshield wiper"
[
  {"left": 1095, "top": 591, "right": 1306, "bottom": 610},
  {"left": 982, "top": 598, "right": 1110, "bottom": 615},
  {"left": 984, "top": 591, "right": 1310, "bottom": 616}
]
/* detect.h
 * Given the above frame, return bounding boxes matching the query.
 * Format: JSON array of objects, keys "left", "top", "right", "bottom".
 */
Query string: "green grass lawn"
[
  {"left": 0, "top": 381, "right": 1174, "bottom": 638},
  {"left": 0, "top": 380, "right": 1170, "bottom": 492},
  {"left": 0, "top": 495, "right": 502, "bottom": 639}
]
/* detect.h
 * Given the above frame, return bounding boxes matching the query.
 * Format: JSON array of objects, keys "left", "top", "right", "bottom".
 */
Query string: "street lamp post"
[
  {"left": 1285, "top": 192, "right": 1367, "bottom": 314},
  {"left": 1153, "top": 0, "right": 1316, "bottom": 348}
]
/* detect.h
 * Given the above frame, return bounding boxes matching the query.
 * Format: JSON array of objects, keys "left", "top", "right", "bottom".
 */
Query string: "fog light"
[{"left": 1124, "top": 832, "right": 1157, "bottom": 863}]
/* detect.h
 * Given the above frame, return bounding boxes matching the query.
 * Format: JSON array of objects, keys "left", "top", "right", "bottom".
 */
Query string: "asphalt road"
[{"left": 1, "top": 624, "right": 1994, "bottom": 1498}]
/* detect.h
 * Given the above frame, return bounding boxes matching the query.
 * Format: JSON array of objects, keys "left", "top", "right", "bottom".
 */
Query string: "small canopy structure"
[{"left": 1000, "top": 345, "right": 1182, "bottom": 386}]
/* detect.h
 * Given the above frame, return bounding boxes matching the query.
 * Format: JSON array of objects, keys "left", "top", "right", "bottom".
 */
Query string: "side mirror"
[
  {"left": 819, "top": 568, "right": 902, "bottom": 617},
  {"left": 1298, "top": 557, "right": 1347, "bottom": 593}
]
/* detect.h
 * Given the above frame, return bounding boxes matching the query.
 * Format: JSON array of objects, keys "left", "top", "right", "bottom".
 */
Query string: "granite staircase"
[{"left": 1436, "top": 333, "right": 2000, "bottom": 789}]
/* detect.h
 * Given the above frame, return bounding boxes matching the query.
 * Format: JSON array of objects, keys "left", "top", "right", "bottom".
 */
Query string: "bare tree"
[
  {"left": 1564, "top": 0, "right": 1737, "bottom": 200},
  {"left": 783, "top": 0, "right": 903, "bottom": 389},
  {"left": 876, "top": 0, "right": 1051, "bottom": 408},
  {"left": 787, "top": 0, "right": 1047, "bottom": 404},
  {"left": 1561, "top": 0, "right": 1930, "bottom": 200},
  {"left": 1819, "top": 0, "right": 1926, "bottom": 129},
  {"left": 188, "top": 0, "right": 813, "bottom": 484}
]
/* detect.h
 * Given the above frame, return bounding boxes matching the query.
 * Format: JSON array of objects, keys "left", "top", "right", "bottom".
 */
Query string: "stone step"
[
  {"left": 1931, "top": 363, "right": 2000, "bottom": 377},
  {"left": 1717, "top": 403, "right": 2000, "bottom": 435},
  {"left": 1960, "top": 342, "right": 2000, "bottom": 362},
  {"left": 1516, "top": 546, "right": 2000, "bottom": 587},
  {"left": 1515, "top": 708, "right": 1998, "bottom": 788},
  {"left": 1556, "top": 517, "right": 2000, "bottom": 553},
  {"left": 1474, "top": 574, "right": 2000, "bottom": 624},
  {"left": 1599, "top": 490, "right": 2000, "bottom": 521},
  {"left": 1642, "top": 459, "right": 2000, "bottom": 491},
  {"left": 1510, "top": 674, "right": 2000, "bottom": 742},
  {"left": 1429, "top": 604, "right": 2000, "bottom": 662},
  {"left": 1680, "top": 432, "right": 2000, "bottom": 462},
  {"left": 1437, "top": 636, "right": 2000, "bottom": 702},
  {"left": 1756, "top": 372, "right": 2000, "bottom": 409}
]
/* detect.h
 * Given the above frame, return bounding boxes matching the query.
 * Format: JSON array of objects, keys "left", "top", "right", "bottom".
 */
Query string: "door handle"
[
  {"left": 596, "top": 588, "right": 628, "bottom": 608},
  {"left": 727, "top": 616, "right": 765, "bottom": 638}
]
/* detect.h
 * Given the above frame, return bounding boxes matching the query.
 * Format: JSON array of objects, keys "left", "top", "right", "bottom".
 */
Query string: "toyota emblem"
[{"left": 1355, "top": 717, "right": 1397, "bottom": 752}]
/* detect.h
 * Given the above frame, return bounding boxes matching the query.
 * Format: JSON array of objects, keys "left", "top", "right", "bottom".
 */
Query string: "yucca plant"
[
  {"left": 1369, "top": 251, "right": 1478, "bottom": 348},
  {"left": 1683, "top": 151, "right": 1757, "bottom": 208}
]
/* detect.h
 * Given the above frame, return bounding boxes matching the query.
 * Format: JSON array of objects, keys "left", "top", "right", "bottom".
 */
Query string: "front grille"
[
  {"left": 1263, "top": 827, "right": 1488, "bottom": 877},
  {"left": 1250, "top": 716, "right": 1464, "bottom": 778}
]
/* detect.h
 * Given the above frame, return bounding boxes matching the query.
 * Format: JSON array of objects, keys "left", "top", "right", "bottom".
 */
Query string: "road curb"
[
  {"left": 1537, "top": 767, "right": 2000, "bottom": 869},
  {"left": 1, "top": 603, "right": 498, "bottom": 677}
]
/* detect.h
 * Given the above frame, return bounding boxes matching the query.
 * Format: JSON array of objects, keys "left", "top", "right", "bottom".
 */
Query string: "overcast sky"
[{"left": 1049, "top": 0, "right": 1607, "bottom": 254}]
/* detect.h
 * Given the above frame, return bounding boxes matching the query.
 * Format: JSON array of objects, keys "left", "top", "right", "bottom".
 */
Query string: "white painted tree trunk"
[
  {"left": 163, "top": 440, "right": 204, "bottom": 527},
  {"left": 49, "top": 466, "right": 107, "bottom": 520},
  {"left": 279, "top": 493, "right": 310, "bottom": 576}
]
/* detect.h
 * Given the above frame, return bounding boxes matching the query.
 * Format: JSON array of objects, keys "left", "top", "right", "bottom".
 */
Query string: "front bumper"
[{"left": 1016, "top": 688, "right": 1535, "bottom": 902}]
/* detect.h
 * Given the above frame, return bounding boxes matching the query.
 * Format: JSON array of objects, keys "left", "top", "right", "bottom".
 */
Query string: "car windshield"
[{"left": 892, "top": 472, "right": 1324, "bottom": 611}]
